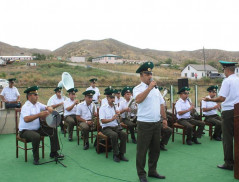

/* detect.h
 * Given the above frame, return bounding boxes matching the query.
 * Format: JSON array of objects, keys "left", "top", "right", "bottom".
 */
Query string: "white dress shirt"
[
  {"left": 64, "top": 98, "right": 77, "bottom": 116},
  {"left": 0, "top": 86, "right": 20, "bottom": 102},
  {"left": 19, "top": 100, "right": 46, "bottom": 131},
  {"left": 115, "top": 96, "right": 125, "bottom": 107},
  {"left": 133, "top": 82, "right": 164, "bottom": 122},
  {"left": 175, "top": 98, "right": 191, "bottom": 119},
  {"left": 86, "top": 86, "right": 100, "bottom": 102},
  {"left": 218, "top": 74, "right": 239, "bottom": 111},
  {"left": 201, "top": 96, "right": 218, "bottom": 116},
  {"left": 101, "top": 97, "right": 108, "bottom": 106},
  {"left": 76, "top": 101, "right": 96, "bottom": 120},
  {"left": 51, "top": 95, "right": 65, "bottom": 114},
  {"left": 99, "top": 103, "right": 119, "bottom": 128}
]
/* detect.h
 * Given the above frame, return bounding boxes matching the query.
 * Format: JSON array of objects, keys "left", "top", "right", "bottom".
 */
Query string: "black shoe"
[
  {"left": 192, "top": 137, "right": 201, "bottom": 144},
  {"left": 213, "top": 135, "right": 222, "bottom": 141},
  {"left": 50, "top": 152, "right": 64, "bottom": 159},
  {"left": 160, "top": 144, "right": 168, "bottom": 151},
  {"left": 119, "top": 153, "right": 129, "bottom": 162},
  {"left": 139, "top": 177, "right": 148, "bottom": 182},
  {"left": 132, "top": 138, "right": 137, "bottom": 144},
  {"left": 113, "top": 155, "right": 120, "bottom": 162},
  {"left": 148, "top": 173, "right": 166, "bottom": 179},
  {"left": 186, "top": 139, "right": 192, "bottom": 145},
  {"left": 33, "top": 159, "right": 39, "bottom": 165},
  {"left": 68, "top": 137, "right": 73, "bottom": 141},
  {"left": 217, "top": 164, "right": 233, "bottom": 170},
  {"left": 83, "top": 142, "right": 89, "bottom": 150}
]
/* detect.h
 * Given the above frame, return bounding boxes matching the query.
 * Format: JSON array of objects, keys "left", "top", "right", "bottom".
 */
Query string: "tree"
[
  {"left": 165, "top": 58, "right": 172, "bottom": 65},
  {"left": 32, "top": 53, "right": 46, "bottom": 60},
  {"left": 87, "top": 56, "right": 93, "bottom": 62},
  {"left": 183, "top": 59, "right": 199, "bottom": 67}
]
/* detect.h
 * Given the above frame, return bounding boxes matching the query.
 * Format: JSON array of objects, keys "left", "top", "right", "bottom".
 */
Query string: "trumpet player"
[
  {"left": 99, "top": 89, "right": 128, "bottom": 163},
  {"left": 175, "top": 87, "right": 205, "bottom": 145},
  {"left": 64, "top": 88, "right": 79, "bottom": 141},
  {"left": 201, "top": 86, "right": 222, "bottom": 141},
  {"left": 76, "top": 90, "right": 97, "bottom": 150}
]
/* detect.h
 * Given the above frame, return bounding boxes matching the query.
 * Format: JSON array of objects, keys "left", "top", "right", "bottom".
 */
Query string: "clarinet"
[{"left": 113, "top": 102, "right": 123, "bottom": 130}]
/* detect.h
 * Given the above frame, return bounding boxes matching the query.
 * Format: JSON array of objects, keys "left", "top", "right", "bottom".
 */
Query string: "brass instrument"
[
  {"left": 125, "top": 98, "right": 137, "bottom": 122},
  {"left": 113, "top": 102, "right": 123, "bottom": 130},
  {"left": 91, "top": 102, "right": 97, "bottom": 130},
  {"left": 187, "top": 97, "right": 200, "bottom": 119}
]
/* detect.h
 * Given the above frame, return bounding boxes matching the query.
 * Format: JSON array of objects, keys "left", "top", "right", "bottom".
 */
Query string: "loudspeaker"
[{"left": 178, "top": 78, "right": 188, "bottom": 91}]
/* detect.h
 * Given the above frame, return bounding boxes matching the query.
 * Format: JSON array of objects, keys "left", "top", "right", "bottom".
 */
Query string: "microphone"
[{"left": 150, "top": 78, "right": 158, "bottom": 89}]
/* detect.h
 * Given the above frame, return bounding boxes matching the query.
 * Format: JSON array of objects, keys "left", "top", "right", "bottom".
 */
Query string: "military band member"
[
  {"left": 203, "top": 61, "right": 239, "bottom": 170},
  {"left": 76, "top": 90, "right": 97, "bottom": 150},
  {"left": 99, "top": 89, "right": 128, "bottom": 163},
  {"left": 175, "top": 87, "right": 205, "bottom": 145},
  {"left": 19, "top": 86, "right": 63, "bottom": 165},
  {"left": 64, "top": 88, "right": 79, "bottom": 141},
  {"left": 114, "top": 89, "right": 124, "bottom": 107},
  {"left": 119, "top": 86, "right": 137, "bottom": 144},
  {"left": 0, "top": 78, "right": 21, "bottom": 108},
  {"left": 201, "top": 85, "right": 222, "bottom": 141},
  {"left": 101, "top": 86, "right": 114, "bottom": 106},
  {"left": 51, "top": 87, "right": 65, "bottom": 133},
  {"left": 86, "top": 78, "right": 100, "bottom": 104},
  {"left": 133, "top": 62, "right": 166, "bottom": 182}
]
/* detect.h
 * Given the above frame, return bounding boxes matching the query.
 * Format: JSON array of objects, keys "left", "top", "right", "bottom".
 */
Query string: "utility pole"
[{"left": 203, "top": 47, "right": 207, "bottom": 77}]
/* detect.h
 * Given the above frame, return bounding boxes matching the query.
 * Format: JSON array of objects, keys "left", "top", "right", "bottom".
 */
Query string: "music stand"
[{"left": 39, "top": 111, "right": 66, "bottom": 167}]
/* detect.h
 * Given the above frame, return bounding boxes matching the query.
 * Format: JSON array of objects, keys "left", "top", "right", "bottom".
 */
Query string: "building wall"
[
  {"left": 70, "top": 57, "right": 85, "bottom": 62},
  {"left": 0, "top": 56, "right": 33, "bottom": 61}
]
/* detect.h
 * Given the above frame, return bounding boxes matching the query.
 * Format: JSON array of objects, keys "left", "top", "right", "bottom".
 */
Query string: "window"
[
  {"left": 202, "top": 73, "right": 204, "bottom": 76},
  {"left": 185, "top": 73, "right": 187, "bottom": 77},
  {"left": 188, "top": 66, "right": 190, "bottom": 70},
  {"left": 191, "top": 73, "right": 194, "bottom": 77}
]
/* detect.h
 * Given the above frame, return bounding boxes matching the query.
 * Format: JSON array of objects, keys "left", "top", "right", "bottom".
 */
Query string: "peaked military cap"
[
  {"left": 136, "top": 62, "right": 154, "bottom": 73},
  {"left": 219, "top": 60, "right": 238, "bottom": 68},
  {"left": 158, "top": 86, "right": 163, "bottom": 91},
  {"left": 89, "top": 78, "right": 97, "bottom": 83},
  {"left": 24, "top": 86, "right": 39, "bottom": 94},
  {"left": 104, "top": 89, "right": 114, "bottom": 95},
  {"left": 67, "top": 88, "right": 78, "bottom": 93},
  {"left": 121, "top": 86, "right": 132, "bottom": 96},
  {"left": 207, "top": 85, "right": 218, "bottom": 92},
  {"left": 177, "top": 87, "right": 190, "bottom": 94},
  {"left": 54, "top": 87, "right": 62, "bottom": 92},
  {"left": 104, "top": 86, "right": 113, "bottom": 92},
  {"left": 83, "top": 90, "right": 95, "bottom": 96},
  {"left": 114, "top": 89, "right": 122, "bottom": 94},
  {"left": 8, "top": 78, "right": 16, "bottom": 82}
]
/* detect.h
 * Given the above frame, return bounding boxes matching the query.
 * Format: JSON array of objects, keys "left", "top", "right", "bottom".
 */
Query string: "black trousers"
[{"left": 20, "top": 122, "right": 60, "bottom": 161}]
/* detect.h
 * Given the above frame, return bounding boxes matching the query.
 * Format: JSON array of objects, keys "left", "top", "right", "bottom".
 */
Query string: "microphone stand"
[{"left": 39, "top": 113, "right": 66, "bottom": 168}]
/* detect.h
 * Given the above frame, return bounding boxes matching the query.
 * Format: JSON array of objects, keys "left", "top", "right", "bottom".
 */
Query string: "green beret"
[
  {"left": 114, "top": 89, "right": 122, "bottom": 94},
  {"left": 83, "top": 90, "right": 95, "bottom": 96},
  {"left": 104, "top": 89, "right": 114, "bottom": 95},
  {"left": 89, "top": 78, "right": 97, "bottom": 83},
  {"left": 177, "top": 87, "right": 190, "bottom": 94},
  {"left": 219, "top": 60, "right": 238, "bottom": 67},
  {"left": 54, "top": 87, "right": 62, "bottom": 92},
  {"left": 136, "top": 62, "right": 154, "bottom": 73},
  {"left": 8, "top": 78, "right": 16, "bottom": 82},
  {"left": 67, "top": 88, "right": 78, "bottom": 93},
  {"left": 207, "top": 85, "right": 218, "bottom": 92},
  {"left": 24, "top": 86, "right": 39, "bottom": 94},
  {"left": 158, "top": 87, "right": 163, "bottom": 91},
  {"left": 121, "top": 86, "right": 132, "bottom": 96}
]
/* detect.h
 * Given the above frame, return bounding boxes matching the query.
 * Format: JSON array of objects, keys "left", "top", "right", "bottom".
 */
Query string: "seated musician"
[
  {"left": 114, "top": 89, "right": 124, "bottom": 107},
  {"left": 201, "top": 85, "right": 222, "bottom": 141},
  {"left": 175, "top": 87, "right": 205, "bottom": 145},
  {"left": 101, "top": 86, "right": 114, "bottom": 106},
  {"left": 119, "top": 86, "right": 137, "bottom": 144},
  {"left": 0, "top": 78, "right": 21, "bottom": 108},
  {"left": 50, "top": 87, "right": 65, "bottom": 133},
  {"left": 76, "top": 90, "right": 97, "bottom": 150},
  {"left": 64, "top": 88, "right": 79, "bottom": 141},
  {"left": 19, "top": 86, "right": 63, "bottom": 165},
  {"left": 86, "top": 78, "right": 101, "bottom": 105},
  {"left": 99, "top": 89, "right": 128, "bottom": 162},
  {"left": 158, "top": 87, "right": 172, "bottom": 151}
]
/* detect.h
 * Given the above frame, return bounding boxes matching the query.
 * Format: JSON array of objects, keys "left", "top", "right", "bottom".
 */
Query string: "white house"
[
  {"left": 0, "top": 56, "right": 33, "bottom": 61},
  {"left": 181, "top": 64, "right": 218, "bottom": 80},
  {"left": 92, "top": 54, "right": 123, "bottom": 64},
  {"left": 0, "top": 59, "right": 6, "bottom": 66},
  {"left": 70, "top": 57, "right": 85, "bottom": 63}
]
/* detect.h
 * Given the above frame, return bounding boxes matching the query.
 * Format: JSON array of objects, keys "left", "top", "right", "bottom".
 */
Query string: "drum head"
[{"left": 46, "top": 110, "right": 61, "bottom": 128}]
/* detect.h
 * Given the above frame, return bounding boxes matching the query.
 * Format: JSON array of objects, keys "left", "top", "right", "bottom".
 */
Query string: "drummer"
[
  {"left": 50, "top": 87, "right": 65, "bottom": 133},
  {"left": 19, "top": 86, "right": 64, "bottom": 165}
]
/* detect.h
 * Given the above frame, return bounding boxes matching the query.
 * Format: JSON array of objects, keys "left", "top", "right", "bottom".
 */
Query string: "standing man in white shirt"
[
  {"left": 51, "top": 87, "right": 65, "bottom": 134},
  {"left": 76, "top": 90, "right": 97, "bottom": 150},
  {"left": 86, "top": 78, "right": 101, "bottom": 104},
  {"left": 64, "top": 88, "right": 79, "bottom": 141},
  {"left": 19, "top": 86, "right": 63, "bottom": 165},
  {"left": 99, "top": 89, "right": 128, "bottom": 163},
  {"left": 203, "top": 61, "right": 239, "bottom": 171},
  {"left": 101, "top": 86, "right": 114, "bottom": 106},
  {"left": 133, "top": 62, "right": 166, "bottom": 182},
  {"left": 0, "top": 78, "right": 21, "bottom": 108},
  {"left": 175, "top": 87, "right": 205, "bottom": 145},
  {"left": 201, "top": 85, "right": 222, "bottom": 141},
  {"left": 114, "top": 89, "right": 124, "bottom": 107}
]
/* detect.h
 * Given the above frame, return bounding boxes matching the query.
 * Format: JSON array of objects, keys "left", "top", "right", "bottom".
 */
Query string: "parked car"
[
  {"left": 0, "top": 79, "right": 9, "bottom": 88},
  {"left": 209, "top": 73, "right": 225, "bottom": 79}
]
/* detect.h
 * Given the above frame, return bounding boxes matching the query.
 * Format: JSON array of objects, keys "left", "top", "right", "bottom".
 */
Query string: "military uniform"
[{"left": 86, "top": 78, "right": 100, "bottom": 104}]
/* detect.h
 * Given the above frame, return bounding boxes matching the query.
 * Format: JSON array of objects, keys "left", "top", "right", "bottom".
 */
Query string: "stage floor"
[{"left": 0, "top": 127, "right": 236, "bottom": 182}]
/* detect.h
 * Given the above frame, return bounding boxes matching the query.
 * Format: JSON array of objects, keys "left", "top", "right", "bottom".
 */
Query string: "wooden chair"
[
  {"left": 15, "top": 108, "right": 44, "bottom": 162},
  {"left": 171, "top": 103, "right": 195, "bottom": 144},
  {"left": 77, "top": 122, "right": 95, "bottom": 146},
  {"left": 199, "top": 101, "right": 214, "bottom": 140}
]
